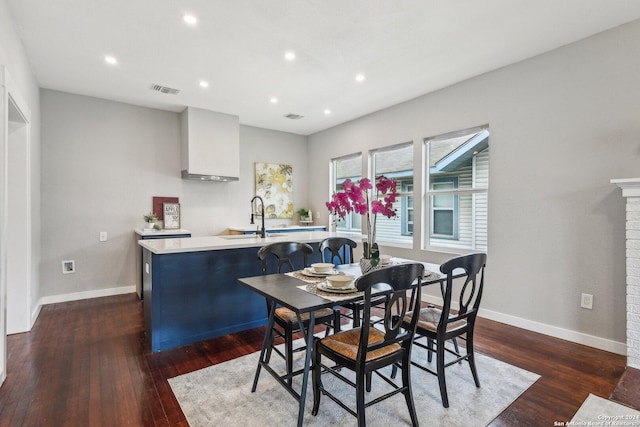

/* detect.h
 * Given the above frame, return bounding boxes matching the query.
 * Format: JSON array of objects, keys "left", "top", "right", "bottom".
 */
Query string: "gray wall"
[
  {"left": 308, "top": 20, "right": 640, "bottom": 346},
  {"left": 23, "top": 6, "right": 640, "bottom": 349},
  {"left": 40, "top": 90, "right": 307, "bottom": 297}
]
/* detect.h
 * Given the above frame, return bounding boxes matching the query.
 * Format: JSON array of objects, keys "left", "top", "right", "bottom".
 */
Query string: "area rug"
[
  {"left": 169, "top": 340, "right": 539, "bottom": 426},
  {"left": 570, "top": 394, "right": 640, "bottom": 425}
]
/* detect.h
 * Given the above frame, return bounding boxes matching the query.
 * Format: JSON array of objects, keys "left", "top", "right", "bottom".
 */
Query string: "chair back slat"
[
  {"left": 257, "top": 242, "right": 313, "bottom": 274},
  {"left": 319, "top": 237, "right": 357, "bottom": 265},
  {"left": 354, "top": 263, "right": 424, "bottom": 362},
  {"left": 439, "top": 253, "right": 487, "bottom": 325}
]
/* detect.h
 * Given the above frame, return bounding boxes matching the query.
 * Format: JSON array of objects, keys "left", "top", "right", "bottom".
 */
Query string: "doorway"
[
  {"left": 0, "top": 68, "right": 32, "bottom": 387},
  {"left": 7, "top": 95, "right": 30, "bottom": 334}
]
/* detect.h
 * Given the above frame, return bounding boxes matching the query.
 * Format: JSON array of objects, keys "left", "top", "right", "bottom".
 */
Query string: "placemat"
[
  {"left": 288, "top": 268, "right": 442, "bottom": 302},
  {"left": 286, "top": 270, "right": 328, "bottom": 284},
  {"left": 296, "top": 282, "right": 364, "bottom": 302}
]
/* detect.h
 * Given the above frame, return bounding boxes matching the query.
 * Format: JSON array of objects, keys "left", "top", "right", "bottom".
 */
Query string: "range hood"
[{"left": 180, "top": 107, "right": 240, "bottom": 182}]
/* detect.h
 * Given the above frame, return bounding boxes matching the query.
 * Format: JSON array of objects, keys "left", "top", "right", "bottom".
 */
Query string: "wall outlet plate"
[
  {"left": 99, "top": 231, "right": 107, "bottom": 242},
  {"left": 581, "top": 293, "right": 593, "bottom": 309},
  {"left": 62, "top": 260, "right": 75, "bottom": 274}
]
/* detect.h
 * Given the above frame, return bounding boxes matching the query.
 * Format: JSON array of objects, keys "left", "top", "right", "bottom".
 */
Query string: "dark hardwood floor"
[{"left": 0, "top": 293, "right": 635, "bottom": 426}]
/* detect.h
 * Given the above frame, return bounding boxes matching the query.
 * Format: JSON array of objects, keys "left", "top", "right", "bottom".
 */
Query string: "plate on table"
[
  {"left": 301, "top": 267, "right": 339, "bottom": 277},
  {"left": 317, "top": 281, "right": 358, "bottom": 294}
]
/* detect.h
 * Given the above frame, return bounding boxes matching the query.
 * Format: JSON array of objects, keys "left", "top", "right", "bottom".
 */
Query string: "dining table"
[{"left": 236, "top": 258, "right": 444, "bottom": 427}]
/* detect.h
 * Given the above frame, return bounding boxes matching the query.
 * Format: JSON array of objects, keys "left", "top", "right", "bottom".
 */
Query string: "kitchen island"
[{"left": 139, "top": 231, "right": 340, "bottom": 352}]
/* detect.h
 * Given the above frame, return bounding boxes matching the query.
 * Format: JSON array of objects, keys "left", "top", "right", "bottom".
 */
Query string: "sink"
[
  {"left": 219, "top": 234, "right": 259, "bottom": 240},
  {"left": 219, "top": 234, "right": 288, "bottom": 240}
]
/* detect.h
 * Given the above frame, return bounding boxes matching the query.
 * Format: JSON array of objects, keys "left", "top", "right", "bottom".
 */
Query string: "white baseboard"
[
  {"left": 30, "top": 303, "right": 42, "bottom": 329},
  {"left": 422, "top": 295, "right": 627, "bottom": 356},
  {"left": 38, "top": 285, "right": 136, "bottom": 306}
]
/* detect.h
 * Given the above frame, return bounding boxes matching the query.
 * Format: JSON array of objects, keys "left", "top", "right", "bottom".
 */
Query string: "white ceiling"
[{"left": 7, "top": 1, "right": 640, "bottom": 135}]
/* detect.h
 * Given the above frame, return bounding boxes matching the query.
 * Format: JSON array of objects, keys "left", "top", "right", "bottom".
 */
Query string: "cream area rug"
[
  {"left": 169, "top": 340, "right": 540, "bottom": 427},
  {"left": 570, "top": 394, "right": 640, "bottom": 426}
]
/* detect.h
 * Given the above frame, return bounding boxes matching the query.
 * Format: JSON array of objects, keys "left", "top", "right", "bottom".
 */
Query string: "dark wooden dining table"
[{"left": 236, "top": 259, "right": 443, "bottom": 427}]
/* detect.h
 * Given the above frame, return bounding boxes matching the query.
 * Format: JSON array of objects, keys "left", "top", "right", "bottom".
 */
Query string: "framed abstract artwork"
[{"left": 254, "top": 163, "right": 293, "bottom": 219}]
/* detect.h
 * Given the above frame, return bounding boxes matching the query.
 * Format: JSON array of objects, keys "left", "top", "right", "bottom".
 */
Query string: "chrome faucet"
[{"left": 250, "top": 195, "right": 266, "bottom": 238}]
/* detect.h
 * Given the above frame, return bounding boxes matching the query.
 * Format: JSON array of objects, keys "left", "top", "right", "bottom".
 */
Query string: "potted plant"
[
  {"left": 144, "top": 212, "right": 158, "bottom": 229},
  {"left": 296, "top": 208, "right": 310, "bottom": 221},
  {"left": 326, "top": 175, "right": 398, "bottom": 273}
]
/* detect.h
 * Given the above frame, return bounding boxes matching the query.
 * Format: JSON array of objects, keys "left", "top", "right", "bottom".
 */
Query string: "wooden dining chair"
[
  {"left": 319, "top": 237, "right": 357, "bottom": 265},
  {"left": 257, "top": 241, "right": 341, "bottom": 386},
  {"left": 403, "top": 253, "right": 487, "bottom": 408},
  {"left": 318, "top": 237, "right": 387, "bottom": 328},
  {"left": 311, "top": 263, "right": 425, "bottom": 427}
]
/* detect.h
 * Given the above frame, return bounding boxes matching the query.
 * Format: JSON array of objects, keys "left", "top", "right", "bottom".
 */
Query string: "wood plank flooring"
[{"left": 0, "top": 293, "right": 635, "bottom": 426}]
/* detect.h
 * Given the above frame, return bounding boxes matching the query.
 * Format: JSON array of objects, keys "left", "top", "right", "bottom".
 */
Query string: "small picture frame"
[{"left": 163, "top": 202, "right": 181, "bottom": 229}]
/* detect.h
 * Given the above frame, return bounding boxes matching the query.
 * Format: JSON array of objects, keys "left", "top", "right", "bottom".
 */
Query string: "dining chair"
[
  {"left": 318, "top": 237, "right": 387, "bottom": 328},
  {"left": 403, "top": 252, "right": 487, "bottom": 408},
  {"left": 311, "top": 263, "right": 425, "bottom": 427},
  {"left": 257, "top": 241, "right": 341, "bottom": 386},
  {"left": 319, "top": 236, "right": 357, "bottom": 265}
]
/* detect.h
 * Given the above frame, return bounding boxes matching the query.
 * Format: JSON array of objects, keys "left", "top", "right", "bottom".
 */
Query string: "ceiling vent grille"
[
  {"left": 284, "top": 113, "right": 304, "bottom": 120},
  {"left": 150, "top": 84, "right": 181, "bottom": 95}
]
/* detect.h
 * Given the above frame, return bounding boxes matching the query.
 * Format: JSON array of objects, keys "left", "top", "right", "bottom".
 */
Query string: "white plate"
[
  {"left": 317, "top": 281, "right": 358, "bottom": 294},
  {"left": 301, "top": 267, "right": 339, "bottom": 277}
]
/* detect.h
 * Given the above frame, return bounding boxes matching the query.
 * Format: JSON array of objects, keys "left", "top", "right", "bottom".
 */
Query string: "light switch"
[{"left": 100, "top": 231, "right": 107, "bottom": 242}]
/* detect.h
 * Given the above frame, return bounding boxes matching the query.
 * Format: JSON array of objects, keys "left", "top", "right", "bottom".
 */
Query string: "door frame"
[{"left": 0, "top": 66, "right": 33, "bottom": 386}]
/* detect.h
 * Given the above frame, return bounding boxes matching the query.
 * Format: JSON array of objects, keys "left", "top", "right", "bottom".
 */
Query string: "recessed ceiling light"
[
  {"left": 104, "top": 55, "right": 117, "bottom": 65},
  {"left": 324, "top": 109, "right": 331, "bottom": 115},
  {"left": 284, "top": 51, "right": 296, "bottom": 61},
  {"left": 199, "top": 80, "right": 209, "bottom": 88},
  {"left": 355, "top": 73, "right": 365, "bottom": 82},
  {"left": 183, "top": 14, "right": 197, "bottom": 25},
  {"left": 270, "top": 97, "right": 278, "bottom": 104}
]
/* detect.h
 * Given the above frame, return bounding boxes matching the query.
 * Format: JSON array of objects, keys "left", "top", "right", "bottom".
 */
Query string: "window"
[
  {"left": 371, "top": 143, "right": 413, "bottom": 245},
  {"left": 402, "top": 182, "right": 414, "bottom": 236},
  {"left": 424, "top": 127, "right": 489, "bottom": 251},
  {"left": 430, "top": 177, "right": 458, "bottom": 239},
  {"left": 330, "top": 154, "right": 362, "bottom": 232}
]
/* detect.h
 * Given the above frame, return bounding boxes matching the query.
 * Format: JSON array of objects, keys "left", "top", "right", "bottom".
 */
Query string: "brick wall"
[{"left": 627, "top": 197, "right": 640, "bottom": 369}]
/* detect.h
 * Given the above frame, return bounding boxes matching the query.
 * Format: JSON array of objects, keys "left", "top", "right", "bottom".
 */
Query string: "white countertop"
[
  {"left": 228, "top": 225, "right": 326, "bottom": 232},
  {"left": 134, "top": 228, "right": 191, "bottom": 237},
  {"left": 138, "top": 231, "right": 343, "bottom": 254}
]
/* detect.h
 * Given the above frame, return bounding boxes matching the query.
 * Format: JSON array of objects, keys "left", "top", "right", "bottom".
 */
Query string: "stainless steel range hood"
[
  {"left": 180, "top": 170, "right": 239, "bottom": 182},
  {"left": 180, "top": 107, "right": 240, "bottom": 182}
]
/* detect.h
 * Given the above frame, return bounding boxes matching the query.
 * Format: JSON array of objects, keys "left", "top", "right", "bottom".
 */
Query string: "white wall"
[
  {"left": 0, "top": 0, "right": 41, "bottom": 381},
  {"left": 308, "top": 20, "right": 640, "bottom": 351},
  {"left": 40, "top": 90, "right": 308, "bottom": 298}
]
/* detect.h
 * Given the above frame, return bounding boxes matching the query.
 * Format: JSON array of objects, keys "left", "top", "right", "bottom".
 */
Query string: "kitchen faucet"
[{"left": 250, "top": 195, "right": 266, "bottom": 238}]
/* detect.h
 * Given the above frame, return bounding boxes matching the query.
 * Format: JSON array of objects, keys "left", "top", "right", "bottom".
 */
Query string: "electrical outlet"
[
  {"left": 581, "top": 293, "right": 593, "bottom": 309},
  {"left": 62, "top": 260, "right": 76, "bottom": 274},
  {"left": 99, "top": 231, "right": 108, "bottom": 242}
]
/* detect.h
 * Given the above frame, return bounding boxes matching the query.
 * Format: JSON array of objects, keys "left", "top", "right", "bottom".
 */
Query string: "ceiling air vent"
[
  {"left": 284, "top": 113, "right": 304, "bottom": 120},
  {"left": 150, "top": 84, "right": 180, "bottom": 95}
]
